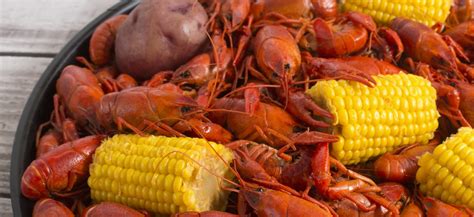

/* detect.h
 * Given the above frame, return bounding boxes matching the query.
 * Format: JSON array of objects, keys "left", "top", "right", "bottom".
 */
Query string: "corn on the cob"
[
  {"left": 342, "top": 0, "right": 451, "bottom": 27},
  {"left": 416, "top": 127, "right": 474, "bottom": 208},
  {"left": 306, "top": 73, "right": 439, "bottom": 164},
  {"left": 88, "top": 135, "right": 235, "bottom": 215}
]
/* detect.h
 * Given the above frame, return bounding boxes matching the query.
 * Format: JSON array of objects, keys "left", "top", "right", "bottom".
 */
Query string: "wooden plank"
[
  {"left": 0, "top": 197, "right": 13, "bottom": 217},
  {"left": 0, "top": 0, "right": 119, "bottom": 54},
  {"left": 0, "top": 57, "right": 52, "bottom": 200}
]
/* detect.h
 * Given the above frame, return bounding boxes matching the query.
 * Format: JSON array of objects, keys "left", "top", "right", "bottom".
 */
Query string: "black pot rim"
[{"left": 10, "top": 1, "right": 139, "bottom": 216}]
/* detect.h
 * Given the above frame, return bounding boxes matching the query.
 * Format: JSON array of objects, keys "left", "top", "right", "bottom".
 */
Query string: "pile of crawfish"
[{"left": 22, "top": 0, "right": 474, "bottom": 216}]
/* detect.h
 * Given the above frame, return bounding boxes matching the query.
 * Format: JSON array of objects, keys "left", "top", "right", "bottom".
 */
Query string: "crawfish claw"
[
  {"left": 285, "top": 91, "right": 333, "bottom": 128},
  {"left": 303, "top": 54, "right": 377, "bottom": 87}
]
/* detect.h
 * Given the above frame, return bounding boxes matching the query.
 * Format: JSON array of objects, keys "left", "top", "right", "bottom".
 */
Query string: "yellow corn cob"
[
  {"left": 342, "top": 0, "right": 452, "bottom": 26},
  {"left": 306, "top": 73, "right": 439, "bottom": 164},
  {"left": 417, "top": 127, "right": 474, "bottom": 208},
  {"left": 88, "top": 135, "right": 235, "bottom": 215}
]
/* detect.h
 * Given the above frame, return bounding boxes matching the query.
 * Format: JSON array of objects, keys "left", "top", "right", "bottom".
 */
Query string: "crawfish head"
[
  {"left": 241, "top": 186, "right": 267, "bottom": 208},
  {"left": 170, "top": 53, "right": 213, "bottom": 90},
  {"left": 253, "top": 25, "right": 302, "bottom": 100}
]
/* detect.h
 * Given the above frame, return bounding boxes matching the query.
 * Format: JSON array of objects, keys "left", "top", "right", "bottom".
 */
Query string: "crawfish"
[
  {"left": 225, "top": 141, "right": 336, "bottom": 216},
  {"left": 331, "top": 182, "right": 408, "bottom": 217},
  {"left": 76, "top": 56, "right": 138, "bottom": 93},
  {"left": 89, "top": 15, "right": 128, "bottom": 66},
  {"left": 446, "top": 0, "right": 473, "bottom": 27},
  {"left": 166, "top": 53, "right": 214, "bottom": 90},
  {"left": 82, "top": 202, "right": 150, "bottom": 217},
  {"left": 228, "top": 141, "right": 303, "bottom": 197},
  {"left": 95, "top": 84, "right": 232, "bottom": 143},
  {"left": 250, "top": 25, "right": 333, "bottom": 127},
  {"left": 420, "top": 196, "right": 474, "bottom": 217},
  {"left": 302, "top": 52, "right": 401, "bottom": 87},
  {"left": 401, "top": 202, "right": 424, "bottom": 217},
  {"left": 56, "top": 65, "right": 104, "bottom": 127},
  {"left": 312, "top": 143, "right": 399, "bottom": 214},
  {"left": 48, "top": 94, "right": 79, "bottom": 143},
  {"left": 21, "top": 135, "right": 104, "bottom": 199},
  {"left": 457, "top": 81, "right": 474, "bottom": 126},
  {"left": 374, "top": 142, "right": 437, "bottom": 183},
  {"left": 413, "top": 63, "right": 472, "bottom": 128},
  {"left": 311, "top": 0, "right": 337, "bottom": 20},
  {"left": 240, "top": 185, "right": 333, "bottom": 217},
  {"left": 33, "top": 198, "right": 74, "bottom": 217},
  {"left": 391, "top": 17, "right": 473, "bottom": 82},
  {"left": 251, "top": 0, "right": 313, "bottom": 19},
  {"left": 204, "top": 0, "right": 251, "bottom": 32},
  {"left": 226, "top": 140, "right": 316, "bottom": 192},
  {"left": 252, "top": 25, "right": 301, "bottom": 100},
  {"left": 36, "top": 130, "right": 63, "bottom": 158},
  {"left": 312, "top": 11, "right": 377, "bottom": 57},
  {"left": 444, "top": 21, "right": 474, "bottom": 61},
  {"left": 209, "top": 97, "right": 338, "bottom": 152}
]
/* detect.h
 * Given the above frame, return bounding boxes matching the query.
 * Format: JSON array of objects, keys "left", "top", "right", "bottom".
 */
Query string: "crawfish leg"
[
  {"left": 258, "top": 127, "right": 295, "bottom": 161},
  {"left": 336, "top": 190, "right": 377, "bottom": 212},
  {"left": 364, "top": 192, "right": 400, "bottom": 215},
  {"left": 62, "top": 119, "right": 79, "bottom": 142},
  {"left": 243, "top": 84, "right": 261, "bottom": 116},
  {"left": 255, "top": 126, "right": 296, "bottom": 161},
  {"left": 245, "top": 57, "right": 271, "bottom": 83},
  {"left": 115, "top": 117, "right": 146, "bottom": 136},
  {"left": 330, "top": 157, "right": 378, "bottom": 186},
  {"left": 143, "top": 119, "right": 186, "bottom": 137},
  {"left": 233, "top": 17, "right": 253, "bottom": 66}
]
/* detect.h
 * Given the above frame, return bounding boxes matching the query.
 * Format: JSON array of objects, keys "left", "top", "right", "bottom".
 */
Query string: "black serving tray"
[{"left": 10, "top": 1, "right": 140, "bottom": 216}]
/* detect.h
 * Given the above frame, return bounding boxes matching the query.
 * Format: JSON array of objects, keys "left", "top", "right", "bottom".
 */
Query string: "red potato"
[{"left": 115, "top": 0, "right": 209, "bottom": 80}]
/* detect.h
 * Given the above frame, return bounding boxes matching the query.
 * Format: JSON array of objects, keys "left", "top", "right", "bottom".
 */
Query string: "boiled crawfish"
[
  {"left": 251, "top": 0, "right": 313, "bottom": 19},
  {"left": 82, "top": 202, "right": 150, "bottom": 217},
  {"left": 312, "top": 12, "right": 376, "bottom": 57},
  {"left": 302, "top": 52, "right": 402, "bottom": 87},
  {"left": 391, "top": 17, "right": 473, "bottom": 82},
  {"left": 246, "top": 25, "right": 334, "bottom": 128},
  {"left": 56, "top": 65, "right": 232, "bottom": 143},
  {"left": 89, "top": 15, "right": 128, "bottom": 66},
  {"left": 94, "top": 84, "right": 232, "bottom": 143},
  {"left": 238, "top": 184, "right": 333, "bottom": 217},
  {"left": 21, "top": 135, "right": 104, "bottom": 199},
  {"left": 331, "top": 182, "right": 409, "bottom": 217},
  {"left": 420, "top": 195, "right": 474, "bottom": 217},
  {"left": 33, "top": 198, "right": 74, "bottom": 217},
  {"left": 252, "top": 25, "right": 301, "bottom": 101},
  {"left": 374, "top": 142, "right": 437, "bottom": 183},
  {"left": 36, "top": 129, "right": 63, "bottom": 158},
  {"left": 444, "top": 21, "right": 474, "bottom": 61},
  {"left": 311, "top": 0, "right": 337, "bottom": 20},
  {"left": 209, "top": 97, "right": 338, "bottom": 152},
  {"left": 56, "top": 65, "right": 104, "bottom": 127}
]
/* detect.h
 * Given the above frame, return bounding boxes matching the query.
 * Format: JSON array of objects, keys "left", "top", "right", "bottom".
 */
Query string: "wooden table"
[{"left": 0, "top": 1, "right": 120, "bottom": 215}]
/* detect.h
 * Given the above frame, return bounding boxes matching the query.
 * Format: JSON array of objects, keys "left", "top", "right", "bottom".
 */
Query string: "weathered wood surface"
[
  {"left": 0, "top": 57, "right": 51, "bottom": 216},
  {"left": 1, "top": 0, "right": 120, "bottom": 216},
  {"left": 0, "top": 0, "right": 119, "bottom": 55}
]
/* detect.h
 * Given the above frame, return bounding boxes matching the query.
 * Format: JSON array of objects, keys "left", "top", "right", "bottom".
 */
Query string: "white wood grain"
[
  {"left": 0, "top": 0, "right": 120, "bottom": 54},
  {"left": 0, "top": 57, "right": 53, "bottom": 215},
  {"left": 0, "top": 198, "right": 13, "bottom": 217}
]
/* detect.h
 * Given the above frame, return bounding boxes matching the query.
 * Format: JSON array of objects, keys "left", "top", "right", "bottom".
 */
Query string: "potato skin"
[{"left": 115, "top": 0, "right": 208, "bottom": 80}]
